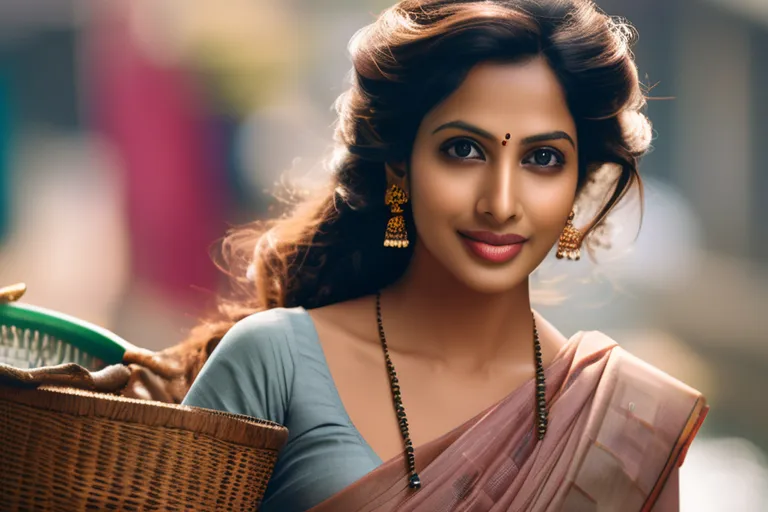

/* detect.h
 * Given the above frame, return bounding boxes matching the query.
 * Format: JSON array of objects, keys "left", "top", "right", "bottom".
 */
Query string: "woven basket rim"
[{"left": 0, "top": 384, "right": 288, "bottom": 451}]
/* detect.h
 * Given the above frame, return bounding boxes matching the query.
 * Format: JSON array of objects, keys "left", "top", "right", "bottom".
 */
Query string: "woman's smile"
[{"left": 458, "top": 230, "right": 528, "bottom": 264}]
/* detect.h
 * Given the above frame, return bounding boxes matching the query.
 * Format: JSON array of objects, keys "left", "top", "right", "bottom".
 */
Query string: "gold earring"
[
  {"left": 556, "top": 210, "right": 582, "bottom": 260},
  {"left": 384, "top": 184, "right": 409, "bottom": 248}
]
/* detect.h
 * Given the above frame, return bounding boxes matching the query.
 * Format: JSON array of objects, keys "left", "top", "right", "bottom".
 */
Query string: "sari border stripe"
[{"left": 640, "top": 396, "right": 708, "bottom": 512}]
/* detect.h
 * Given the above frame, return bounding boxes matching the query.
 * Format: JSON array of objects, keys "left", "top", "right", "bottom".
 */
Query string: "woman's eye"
[
  {"left": 523, "top": 148, "right": 565, "bottom": 168},
  {"left": 442, "top": 139, "right": 485, "bottom": 160}
]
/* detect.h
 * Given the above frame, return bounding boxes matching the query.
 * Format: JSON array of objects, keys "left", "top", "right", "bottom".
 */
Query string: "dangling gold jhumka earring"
[
  {"left": 384, "top": 184, "right": 409, "bottom": 248},
  {"left": 556, "top": 210, "right": 583, "bottom": 260}
]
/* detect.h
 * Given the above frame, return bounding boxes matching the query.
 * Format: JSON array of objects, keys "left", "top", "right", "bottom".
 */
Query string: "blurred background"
[{"left": 0, "top": 0, "right": 765, "bottom": 509}]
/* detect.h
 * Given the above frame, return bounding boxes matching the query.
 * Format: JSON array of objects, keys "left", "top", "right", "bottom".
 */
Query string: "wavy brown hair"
[{"left": 186, "top": 0, "right": 651, "bottom": 351}]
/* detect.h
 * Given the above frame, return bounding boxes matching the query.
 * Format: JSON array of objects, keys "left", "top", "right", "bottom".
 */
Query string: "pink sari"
[{"left": 308, "top": 332, "right": 707, "bottom": 512}]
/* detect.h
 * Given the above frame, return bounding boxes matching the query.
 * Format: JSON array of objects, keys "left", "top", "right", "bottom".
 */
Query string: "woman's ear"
[{"left": 385, "top": 162, "right": 409, "bottom": 194}]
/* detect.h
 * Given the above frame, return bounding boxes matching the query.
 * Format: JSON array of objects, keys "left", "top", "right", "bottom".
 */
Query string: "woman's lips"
[{"left": 458, "top": 231, "right": 528, "bottom": 264}]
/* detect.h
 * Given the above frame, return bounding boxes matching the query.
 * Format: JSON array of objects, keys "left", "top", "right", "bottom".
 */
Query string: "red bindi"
[{"left": 502, "top": 133, "right": 511, "bottom": 146}]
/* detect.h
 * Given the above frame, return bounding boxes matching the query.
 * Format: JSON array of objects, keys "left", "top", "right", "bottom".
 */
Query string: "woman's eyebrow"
[
  {"left": 431, "top": 120, "right": 495, "bottom": 141},
  {"left": 521, "top": 131, "right": 576, "bottom": 148}
]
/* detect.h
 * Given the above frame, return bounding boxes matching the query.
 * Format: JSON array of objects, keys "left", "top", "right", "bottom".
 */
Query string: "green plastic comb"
[{"left": 0, "top": 285, "right": 134, "bottom": 370}]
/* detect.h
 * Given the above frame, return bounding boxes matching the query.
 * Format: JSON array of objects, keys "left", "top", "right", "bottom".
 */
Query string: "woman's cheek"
[{"left": 412, "top": 164, "right": 477, "bottom": 217}]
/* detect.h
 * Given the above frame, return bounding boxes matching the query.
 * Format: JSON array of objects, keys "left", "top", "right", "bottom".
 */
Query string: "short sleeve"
[{"left": 181, "top": 309, "right": 297, "bottom": 426}]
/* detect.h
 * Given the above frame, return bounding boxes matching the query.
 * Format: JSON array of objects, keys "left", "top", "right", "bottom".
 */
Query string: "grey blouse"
[{"left": 182, "top": 307, "right": 382, "bottom": 512}]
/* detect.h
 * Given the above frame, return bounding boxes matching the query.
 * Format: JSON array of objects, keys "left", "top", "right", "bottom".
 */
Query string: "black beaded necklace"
[{"left": 375, "top": 292, "right": 548, "bottom": 490}]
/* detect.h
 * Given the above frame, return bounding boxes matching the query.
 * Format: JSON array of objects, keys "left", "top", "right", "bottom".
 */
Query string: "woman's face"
[{"left": 403, "top": 57, "right": 579, "bottom": 294}]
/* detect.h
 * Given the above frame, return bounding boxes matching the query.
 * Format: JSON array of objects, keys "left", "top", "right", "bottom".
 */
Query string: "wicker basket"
[{"left": 0, "top": 384, "right": 289, "bottom": 511}]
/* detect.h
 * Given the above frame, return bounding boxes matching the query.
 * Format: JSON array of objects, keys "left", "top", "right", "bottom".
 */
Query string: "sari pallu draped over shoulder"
[{"left": 308, "top": 332, "right": 708, "bottom": 512}]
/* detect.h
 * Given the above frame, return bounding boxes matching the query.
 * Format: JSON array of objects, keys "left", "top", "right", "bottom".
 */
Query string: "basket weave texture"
[{"left": 0, "top": 384, "right": 288, "bottom": 511}]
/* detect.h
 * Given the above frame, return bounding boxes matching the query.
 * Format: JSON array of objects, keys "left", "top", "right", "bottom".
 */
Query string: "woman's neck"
[{"left": 381, "top": 246, "right": 535, "bottom": 373}]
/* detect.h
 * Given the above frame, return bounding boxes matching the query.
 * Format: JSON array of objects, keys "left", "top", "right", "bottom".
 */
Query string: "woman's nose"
[{"left": 476, "top": 166, "right": 519, "bottom": 224}]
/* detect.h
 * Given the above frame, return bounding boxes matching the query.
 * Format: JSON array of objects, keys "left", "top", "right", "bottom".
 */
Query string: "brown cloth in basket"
[
  {"left": 1, "top": 335, "right": 221, "bottom": 404},
  {"left": 0, "top": 362, "right": 131, "bottom": 392},
  {"left": 120, "top": 335, "right": 220, "bottom": 404}
]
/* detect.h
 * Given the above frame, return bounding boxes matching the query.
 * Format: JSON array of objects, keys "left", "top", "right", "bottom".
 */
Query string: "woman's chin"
[
  {"left": 450, "top": 265, "right": 531, "bottom": 295},
  {"left": 409, "top": 239, "right": 538, "bottom": 294}
]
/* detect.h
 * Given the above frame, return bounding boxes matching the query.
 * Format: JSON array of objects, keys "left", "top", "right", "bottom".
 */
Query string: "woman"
[{"left": 182, "top": 0, "right": 708, "bottom": 510}]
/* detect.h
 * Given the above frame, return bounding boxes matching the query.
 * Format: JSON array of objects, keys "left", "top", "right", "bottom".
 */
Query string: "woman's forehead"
[{"left": 421, "top": 58, "right": 577, "bottom": 141}]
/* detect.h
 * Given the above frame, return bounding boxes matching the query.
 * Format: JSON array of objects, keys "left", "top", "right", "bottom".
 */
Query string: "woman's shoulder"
[
  {"left": 213, "top": 307, "right": 314, "bottom": 360},
  {"left": 181, "top": 307, "right": 311, "bottom": 422},
  {"left": 576, "top": 330, "right": 707, "bottom": 464},
  {"left": 562, "top": 331, "right": 707, "bottom": 508},
  {"left": 576, "top": 330, "right": 704, "bottom": 395},
  {"left": 228, "top": 306, "right": 309, "bottom": 338}
]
